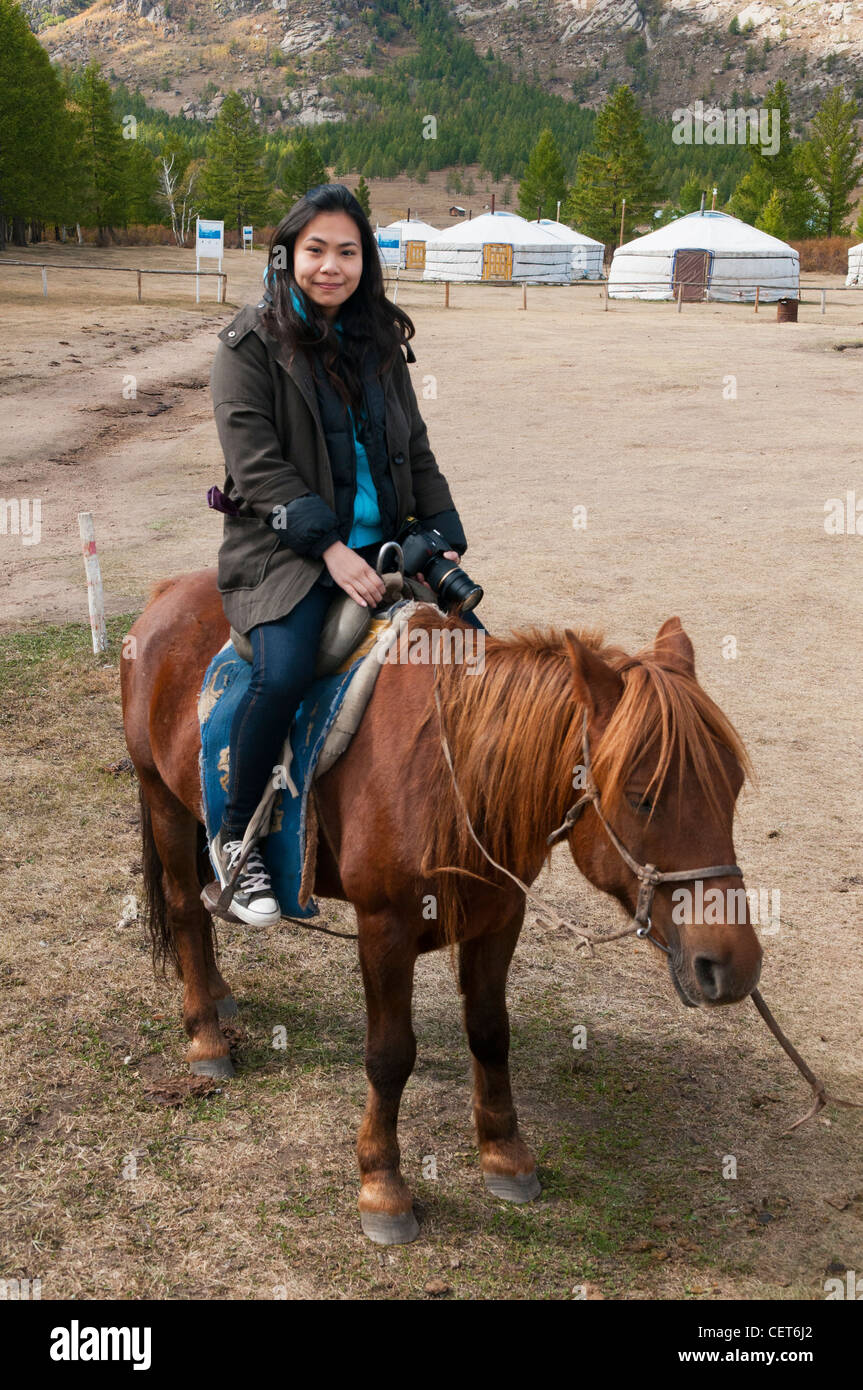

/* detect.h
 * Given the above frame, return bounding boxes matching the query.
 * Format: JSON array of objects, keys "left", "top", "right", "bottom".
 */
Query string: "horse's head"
[{"left": 561, "top": 617, "right": 762, "bottom": 1007}]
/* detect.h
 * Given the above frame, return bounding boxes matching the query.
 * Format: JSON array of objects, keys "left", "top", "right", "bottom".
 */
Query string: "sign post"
[
  {"left": 195, "top": 218, "right": 224, "bottom": 302},
  {"left": 242, "top": 225, "right": 253, "bottom": 253}
]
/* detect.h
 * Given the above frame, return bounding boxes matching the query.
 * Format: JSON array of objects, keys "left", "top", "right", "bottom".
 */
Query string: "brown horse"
[{"left": 121, "top": 569, "right": 762, "bottom": 1244}]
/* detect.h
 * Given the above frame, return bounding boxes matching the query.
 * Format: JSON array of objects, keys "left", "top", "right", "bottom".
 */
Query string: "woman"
[{"left": 208, "top": 183, "right": 469, "bottom": 926}]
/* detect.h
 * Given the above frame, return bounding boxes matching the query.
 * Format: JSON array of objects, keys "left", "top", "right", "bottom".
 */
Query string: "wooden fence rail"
[{"left": 0, "top": 260, "right": 227, "bottom": 304}]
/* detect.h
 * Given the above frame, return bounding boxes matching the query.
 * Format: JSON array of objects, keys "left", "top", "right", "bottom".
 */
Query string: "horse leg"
[
  {"left": 201, "top": 914, "right": 237, "bottom": 1020},
  {"left": 459, "top": 910, "right": 540, "bottom": 1203},
  {"left": 355, "top": 914, "right": 419, "bottom": 1245},
  {"left": 139, "top": 771, "right": 234, "bottom": 1077}
]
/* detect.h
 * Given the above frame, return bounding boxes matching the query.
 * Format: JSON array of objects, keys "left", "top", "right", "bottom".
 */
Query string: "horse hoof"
[
  {"left": 483, "top": 1169, "right": 541, "bottom": 1204},
  {"left": 189, "top": 1056, "right": 234, "bottom": 1078},
  {"left": 216, "top": 996, "right": 238, "bottom": 1020},
  {"left": 360, "top": 1209, "right": 420, "bottom": 1246}
]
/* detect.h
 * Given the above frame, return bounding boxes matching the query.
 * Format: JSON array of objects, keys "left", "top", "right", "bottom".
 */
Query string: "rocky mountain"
[{"left": 25, "top": 0, "right": 863, "bottom": 132}]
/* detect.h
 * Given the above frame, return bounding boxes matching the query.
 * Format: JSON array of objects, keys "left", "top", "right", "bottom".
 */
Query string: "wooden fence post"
[{"left": 137, "top": 270, "right": 142, "bottom": 303}]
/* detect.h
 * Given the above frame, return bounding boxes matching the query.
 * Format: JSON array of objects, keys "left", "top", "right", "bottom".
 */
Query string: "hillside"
[{"left": 26, "top": 0, "right": 863, "bottom": 134}]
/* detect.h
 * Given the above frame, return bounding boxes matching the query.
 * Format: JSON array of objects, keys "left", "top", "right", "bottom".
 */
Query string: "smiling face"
[{"left": 292, "top": 210, "right": 363, "bottom": 321}]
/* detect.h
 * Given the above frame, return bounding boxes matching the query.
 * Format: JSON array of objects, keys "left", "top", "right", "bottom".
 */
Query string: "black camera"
[{"left": 396, "top": 519, "right": 483, "bottom": 615}]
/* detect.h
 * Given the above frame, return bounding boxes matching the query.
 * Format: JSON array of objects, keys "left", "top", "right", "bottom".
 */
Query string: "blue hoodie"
[{"left": 290, "top": 285, "right": 384, "bottom": 549}]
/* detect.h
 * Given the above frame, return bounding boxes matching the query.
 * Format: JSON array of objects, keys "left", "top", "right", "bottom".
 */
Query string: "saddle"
[{"left": 229, "top": 572, "right": 437, "bottom": 674}]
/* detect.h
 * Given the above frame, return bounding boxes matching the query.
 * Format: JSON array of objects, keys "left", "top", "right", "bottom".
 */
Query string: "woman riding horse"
[{"left": 208, "top": 183, "right": 469, "bottom": 926}]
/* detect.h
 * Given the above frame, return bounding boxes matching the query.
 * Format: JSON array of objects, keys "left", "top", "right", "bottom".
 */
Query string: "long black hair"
[{"left": 263, "top": 183, "right": 416, "bottom": 416}]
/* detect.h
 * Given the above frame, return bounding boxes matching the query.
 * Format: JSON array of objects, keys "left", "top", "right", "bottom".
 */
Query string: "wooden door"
[
  {"left": 672, "top": 248, "right": 711, "bottom": 301},
  {"left": 482, "top": 243, "right": 513, "bottom": 280},
  {"left": 404, "top": 240, "right": 425, "bottom": 269}
]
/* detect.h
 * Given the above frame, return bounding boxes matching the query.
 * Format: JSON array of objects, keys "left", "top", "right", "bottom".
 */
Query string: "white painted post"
[
  {"left": 78, "top": 512, "right": 107, "bottom": 654},
  {"left": 41, "top": 267, "right": 48, "bottom": 297},
  {"left": 821, "top": 289, "right": 826, "bottom": 315}
]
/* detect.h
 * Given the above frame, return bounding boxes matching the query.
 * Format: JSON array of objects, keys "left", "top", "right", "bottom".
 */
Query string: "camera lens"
[{"left": 425, "top": 555, "right": 484, "bottom": 614}]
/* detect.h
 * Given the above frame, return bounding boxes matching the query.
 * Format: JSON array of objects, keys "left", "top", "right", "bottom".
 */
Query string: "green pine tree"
[
  {"left": 679, "top": 171, "right": 704, "bottom": 213},
  {"left": 279, "top": 135, "right": 327, "bottom": 205},
  {"left": 74, "top": 63, "right": 130, "bottom": 243},
  {"left": 0, "top": 0, "right": 80, "bottom": 246},
  {"left": 563, "top": 86, "right": 659, "bottom": 244},
  {"left": 354, "top": 175, "right": 371, "bottom": 217},
  {"left": 124, "top": 138, "right": 160, "bottom": 226},
  {"left": 755, "top": 187, "right": 787, "bottom": 238},
  {"left": 728, "top": 79, "right": 817, "bottom": 237},
  {"left": 201, "top": 92, "right": 270, "bottom": 236},
  {"left": 799, "top": 87, "right": 863, "bottom": 235},
  {"left": 516, "top": 127, "right": 567, "bottom": 220}
]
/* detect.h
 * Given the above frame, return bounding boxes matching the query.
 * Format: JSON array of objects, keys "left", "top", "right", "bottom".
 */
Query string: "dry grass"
[{"left": 792, "top": 237, "right": 857, "bottom": 274}]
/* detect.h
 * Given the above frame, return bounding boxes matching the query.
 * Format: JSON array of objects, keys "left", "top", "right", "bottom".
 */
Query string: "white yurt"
[
  {"left": 530, "top": 218, "right": 605, "bottom": 279},
  {"left": 607, "top": 211, "right": 799, "bottom": 302},
  {"left": 422, "top": 210, "right": 572, "bottom": 284},
  {"left": 378, "top": 218, "right": 440, "bottom": 270},
  {"left": 846, "top": 243, "right": 863, "bottom": 286}
]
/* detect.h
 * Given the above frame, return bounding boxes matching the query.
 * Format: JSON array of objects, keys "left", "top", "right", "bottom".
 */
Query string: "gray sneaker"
[{"left": 209, "top": 831, "right": 282, "bottom": 927}]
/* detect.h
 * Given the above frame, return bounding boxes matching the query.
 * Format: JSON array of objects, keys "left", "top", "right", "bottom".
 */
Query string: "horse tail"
[{"left": 138, "top": 782, "right": 179, "bottom": 976}]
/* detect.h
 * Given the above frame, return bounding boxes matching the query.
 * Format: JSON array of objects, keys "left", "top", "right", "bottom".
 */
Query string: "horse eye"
[{"left": 629, "top": 794, "right": 654, "bottom": 815}]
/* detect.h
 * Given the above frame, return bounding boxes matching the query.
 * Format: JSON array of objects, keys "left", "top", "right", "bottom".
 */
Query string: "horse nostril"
[{"left": 693, "top": 954, "right": 724, "bottom": 1000}]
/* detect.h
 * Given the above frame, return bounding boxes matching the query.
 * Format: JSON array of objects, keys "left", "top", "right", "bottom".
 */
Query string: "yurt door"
[
  {"left": 672, "top": 248, "right": 711, "bottom": 301},
  {"left": 404, "top": 240, "right": 425, "bottom": 269},
  {"left": 482, "top": 243, "right": 513, "bottom": 279}
]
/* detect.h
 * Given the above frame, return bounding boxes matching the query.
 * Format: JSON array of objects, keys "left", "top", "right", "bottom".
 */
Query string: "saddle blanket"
[{"left": 196, "top": 601, "right": 419, "bottom": 921}]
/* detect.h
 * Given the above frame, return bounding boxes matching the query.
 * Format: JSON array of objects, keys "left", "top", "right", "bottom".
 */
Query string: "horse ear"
[
  {"left": 655, "top": 616, "right": 695, "bottom": 674},
  {"left": 564, "top": 631, "right": 623, "bottom": 718}
]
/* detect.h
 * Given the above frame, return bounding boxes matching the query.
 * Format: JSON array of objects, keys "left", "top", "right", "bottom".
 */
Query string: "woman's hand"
[
  {"left": 417, "top": 550, "right": 459, "bottom": 587},
  {"left": 322, "top": 541, "right": 387, "bottom": 608}
]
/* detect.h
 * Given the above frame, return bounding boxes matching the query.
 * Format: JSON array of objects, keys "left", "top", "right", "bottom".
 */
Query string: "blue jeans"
[
  {"left": 220, "top": 577, "right": 336, "bottom": 841},
  {"left": 219, "top": 552, "right": 486, "bottom": 841}
]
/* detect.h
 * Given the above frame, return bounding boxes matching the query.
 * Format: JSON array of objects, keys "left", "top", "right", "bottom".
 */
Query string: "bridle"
[{"left": 546, "top": 709, "right": 743, "bottom": 955}]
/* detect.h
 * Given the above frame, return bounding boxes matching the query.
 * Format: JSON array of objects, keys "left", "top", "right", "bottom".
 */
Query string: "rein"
[{"left": 431, "top": 683, "right": 862, "bottom": 1134}]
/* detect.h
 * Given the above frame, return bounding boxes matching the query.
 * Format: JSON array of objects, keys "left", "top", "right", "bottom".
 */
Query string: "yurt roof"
[
  {"left": 614, "top": 210, "right": 797, "bottom": 259},
  {"left": 531, "top": 218, "right": 604, "bottom": 248},
  {"left": 382, "top": 219, "right": 441, "bottom": 241},
  {"left": 431, "top": 211, "right": 565, "bottom": 246}
]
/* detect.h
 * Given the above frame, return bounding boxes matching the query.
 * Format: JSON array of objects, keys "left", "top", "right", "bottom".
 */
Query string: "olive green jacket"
[{"left": 210, "top": 299, "right": 461, "bottom": 634}]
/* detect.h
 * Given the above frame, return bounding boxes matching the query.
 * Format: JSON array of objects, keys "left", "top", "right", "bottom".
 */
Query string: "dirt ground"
[{"left": 1, "top": 243, "right": 862, "bottom": 1301}]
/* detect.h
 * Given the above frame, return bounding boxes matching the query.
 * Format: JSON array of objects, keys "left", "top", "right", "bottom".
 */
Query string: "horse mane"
[{"left": 415, "top": 612, "right": 751, "bottom": 941}]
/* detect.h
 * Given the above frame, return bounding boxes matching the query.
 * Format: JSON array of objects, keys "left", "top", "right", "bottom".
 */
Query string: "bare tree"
[{"left": 158, "top": 153, "right": 200, "bottom": 247}]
